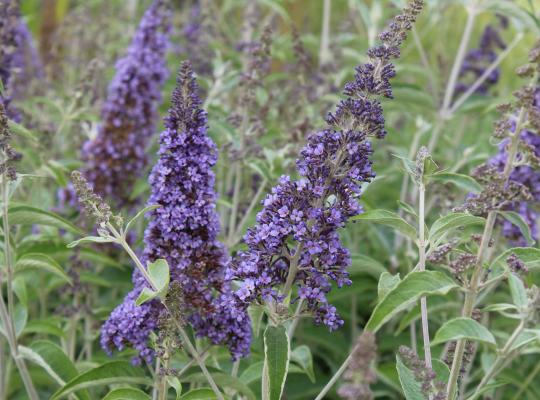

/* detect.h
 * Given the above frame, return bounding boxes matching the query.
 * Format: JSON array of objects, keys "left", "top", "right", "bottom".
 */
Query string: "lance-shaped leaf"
[
  {"left": 432, "top": 318, "right": 496, "bottom": 346},
  {"left": 135, "top": 259, "right": 170, "bottom": 305},
  {"left": 497, "top": 211, "right": 534, "bottom": 246},
  {"left": 103, "top": 388, "right": 151, "bottom": 400},
  {"left": 429, "top": 172, "right": 482, "bottom": 193},
  {"left": 9, "top": 205, "right": 83, "bottom": 235},
  {"left": 262, "top": 325, "right": 290, "bottom": 400},
  {"left": 350, "top": 209, "right": 417, "bottom": 240},
  {"left": 429, "top": 213, "right": 485, "bottom": 246},
  {"left": 15, "top": 253, "right": 72, "bottom": 285},
  {"left": 50, "top": 361, "right": 152, "bottom": 399},
  {"left": 366, "top": 271, "right": 458, "bottom": 333}
]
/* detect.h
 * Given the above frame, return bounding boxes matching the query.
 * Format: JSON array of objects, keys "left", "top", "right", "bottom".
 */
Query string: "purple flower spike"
[
  {"left": 80, "top": 0, "right": 171, "bottom": 208},
  {"left": 101, "top": 61, "right": 251, "bottom": 362},
  {"left": 230, "top": 1, "right": 424, "bottom": 331},
  {"left": 0, "top": 1, "right": 42, "bottom": 121}
]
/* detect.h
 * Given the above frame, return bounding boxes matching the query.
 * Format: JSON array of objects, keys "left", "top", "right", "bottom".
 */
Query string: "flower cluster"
[
  {"left": 0, "top": 1, "right": 42, "bottom": 121},
  {"left": 231, "top": 0, "right": 424, "bottom": 330},
  {"left": 456, "top": 20, "right": 507, "bottom": 96},
  {"left": 101, "top": 62, "right": 251, "bottom": 363},
  {"left": 337, "top": 331, "right": 377, "bottom": 400},
  {"left": 488, "top": 88, "right": 540, "bottom": 245},
  {"left": 80, "top": 0, "right": 171, "bottom": 208},
  {"left": 180, "top": 1, "right": 214, "bottom": 76},
  {"left": 0, "top": 101, "right": 22, "bottom": 180}
]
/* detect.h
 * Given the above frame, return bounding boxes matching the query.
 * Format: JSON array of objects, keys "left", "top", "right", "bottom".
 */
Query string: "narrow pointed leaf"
[
  {"left": 50, "top": 361, "right": 151, "bottom": 399},
  {"left": 350, "top": 209, "right": 417, "bottom": 240},
  {"left": 432, "top": 318, "right": 496, "bottom": 346},
  {"left": 103, "top": 388, "right": 151, "bottom": 400},
  {"left": 15, "top": 253, "right": 72, "bottom": 284},
  {"left": 9, "top": 205, "right": 83, "bottom": 235},
  {"left": 366, "top": 271, "right": 458, "bottom": 333},
  {"left": 429, "top": 213, "right": 485, "bottom": 245},
  {"left": 263, "top": 325, "right": 290, "bottom": 400}
]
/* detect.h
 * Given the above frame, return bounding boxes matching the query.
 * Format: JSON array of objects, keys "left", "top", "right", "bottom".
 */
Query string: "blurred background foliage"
[{"left": 4, "top": 0, "right": 540, "bottom": 398}]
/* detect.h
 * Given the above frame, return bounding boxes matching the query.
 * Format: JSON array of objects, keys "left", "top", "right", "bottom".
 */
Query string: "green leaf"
[
  {"left": 350, "top": 209, "right": 417, "bottom": 240},
  {"left": 67, "top": 236, "right": 115, "bottom": 248},
  {"left": 8, "top": 120, "right": 38, "bottom": 141},
  {"left": 124, "top": 204, "right": 160, "bottom": 234},
  {"left": 396, "top": 355, "right": 425, "bottom": 400},
  {"left": 148, "top": 259, "right": 170, "bottom": 293},
  {"left": 8, "top": 205, "right": 83, "bottom": 235},
  {"left": 429, "top": 213, "right": 485, "bottom": 246},
  {"left": 508, "top": 273, "right": 528, "bottom": 310},
  {"left": 396, "top": 357, "right": 450, "bottom": 400},
  {"left": 50, "top": 361, "right": 152, "bottom": 399},
  {"left": 432, "top": 318, "right": 496, "bottom": 346},
  {"left": 168, "top": 377, "right": 182, "bottom": 399},
  {"left": 248, "top": 305, "right": 265, "bottom": 338},
  {"left": 429, "top": 172, "right": 482, "bottom": 193},
  {"left": 1, "top": 303, "right": 28, "bottom": 338},
  {"left": 397, "top": 200, "right": 417, "bottom": 218},
  {"left": 290, "top": 345, "right": 315, "bottom": 383},
  {"left": 349, "top": 254, "right": 387, "bottom": 278},
  {"left": 511, "top": 329, "right": 540, "bottom": 351},
  {"left": 135, "top": 287, "right": 158, "bottom": 306},
  {"left": 490, "top": 247, "right": 540, "bottom": 278},
  {"left": 179, "top": 389, "right": 216, "bottom": 400},
  {"left": 180, "top": 372, "right": 255, "bottom": 400},
  {"left": 20, "top": 340, "right": 91, "bottom": 400},
  {"left": 378, "top": 272, "right": 401, "bottom": 301},
  {"left": 366, "top": 271, "right": 458, "bottom": 333},
  {"left": 15, "top": 253, "right": 72, "bottom": 284},
  {"left": 103, "top": 388, "right": 151, "bottom": 400},
  {"left": 23, "top": 319, "right": 64, "bottom": 338},
  {"left": 263, "top": 325, "right": 290, "bottom": 400},
  {"left": 240, "top": 361, "right": 264, "bottom": 385},
  {"left": 497, "top": 211, "right": 534, "bottom": 246}
]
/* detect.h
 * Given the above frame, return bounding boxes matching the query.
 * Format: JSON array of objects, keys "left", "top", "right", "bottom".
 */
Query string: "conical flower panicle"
[
  {"left": 231, "top": 0, "right": 424, "bottom": 330},
  {"left": 80, "top": 0, "right": 171, "bottom": 208},
  {"left": 101, "top": 62, "right": 251, "bottom": 363}
]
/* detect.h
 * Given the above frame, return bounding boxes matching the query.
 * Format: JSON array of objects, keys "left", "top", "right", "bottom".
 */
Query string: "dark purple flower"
[
  {"left": 0, "top": 1, "right": 42, "bottom": 121},
  {"left": 230, "top": 1, "right": 424, "bottom": 330},
  {"left": 456, "top": 22, "right": 506, "bottom": 96},
  {"left": 80, "top": 0, "right": 171, "bottom": 208},
  {"left": 101, "top": 62, "right": 251, "bottom": 363}
]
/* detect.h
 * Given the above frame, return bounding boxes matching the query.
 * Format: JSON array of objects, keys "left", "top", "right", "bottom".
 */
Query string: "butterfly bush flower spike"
[
  {"left": 80, "top": 0, "right": 171, "bottom": 207},
  {"left": 232, "top": 0, "right": 424, "bottom": 330}
]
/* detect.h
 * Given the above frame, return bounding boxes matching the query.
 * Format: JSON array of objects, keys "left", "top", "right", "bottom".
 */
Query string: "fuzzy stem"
[
  {"left": 440, "top": 4, "right": 477, "bottom": 114},
  {"left": 157, "top": 356, "right": 169, "bottom": 400},
  {"left": 0, "top": 176, "right": 39, "bottom": 400},
  {"left": 446, "top": 74, "right": 536, "bottom": 399},
  {"left": 319, "top": 0, "right": 331, "bottom": 66},
  {"left": 417, "top": 182, "right": 432, "bottom": 369}
]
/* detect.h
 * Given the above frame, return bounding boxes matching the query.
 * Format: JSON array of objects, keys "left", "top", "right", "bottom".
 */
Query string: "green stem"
[
  {"left": 319, "top": 0, "right": 331, "bottom": 66},
  {"left": 157, "top": 356, "right": 169, "bottom": 400},
  {"left": 417, "top": 182, "right": 432, "bottom": 369}
]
